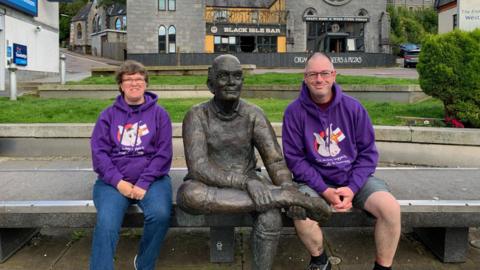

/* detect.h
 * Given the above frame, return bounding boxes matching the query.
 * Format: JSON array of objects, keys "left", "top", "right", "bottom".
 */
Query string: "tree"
[
  {"left": 387, "top": 5, "right": 438, "bottom": 54},
  {"left": 97, "top": 0, "right": 126, "bottom": 7},
  {"left": 59, "top": 0, "right": 89, "bottom": 45},
  {"left": 417, "top": 29, "right": 480, "bottom": 128}
]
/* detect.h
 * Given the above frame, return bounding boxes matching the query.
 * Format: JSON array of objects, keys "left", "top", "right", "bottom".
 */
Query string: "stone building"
[
  {"left": 70, "top": 1, "right": 95, "bottom": 54},
  {"left": 0, "top": 0, "right": 60, "bottom": 92},
  {"left": 387, "top": 0, "right": 435, "bottom": 10},
  {"left": 69, "top": 0, "right": 127, "bottom": 60},
  {"left": 435, "top": 0, "right": 480, "bottom": 34},
  {"left": 127, "top": 0, "right": 395, "bottom": 67}
]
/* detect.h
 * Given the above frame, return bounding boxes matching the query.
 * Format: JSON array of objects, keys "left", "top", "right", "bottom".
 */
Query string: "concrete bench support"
[
  {"left": 0, "top": 228, "right": 40, "bottom": 263},
  {"left": 414, "top": 227, "right": 469, "bottom": 263},
  {"left": 210, "top": 227, "right": 235, "bottom": 263}
]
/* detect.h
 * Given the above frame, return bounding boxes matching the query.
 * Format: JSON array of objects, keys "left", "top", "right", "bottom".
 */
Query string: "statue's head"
[{"left": 207, "top": 54, "right": 244, "bottom": 102}]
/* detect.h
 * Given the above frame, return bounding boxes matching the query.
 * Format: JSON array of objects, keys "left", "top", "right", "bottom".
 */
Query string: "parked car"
[
  {"left": 399, "top": 43, "right": 420, "bottom": 57},
  {"left": 404, "top": 49, "right": 420, "bottom": 68}
]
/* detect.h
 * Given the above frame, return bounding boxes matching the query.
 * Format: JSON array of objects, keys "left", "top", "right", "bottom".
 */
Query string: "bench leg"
[
  {"left": 0, "top": 228, "right": 40, "bottom": 263},
  {"left": 414, "top": 227, "right": 469, "bottom": 263},
  {"left": 209, "top": 226, "right": 235, "bottom": 263}
]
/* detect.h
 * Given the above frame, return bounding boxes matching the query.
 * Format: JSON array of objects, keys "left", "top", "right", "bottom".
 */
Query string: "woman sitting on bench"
[{"left": 89, "top": 60, "right": 173, "bottom": 270}]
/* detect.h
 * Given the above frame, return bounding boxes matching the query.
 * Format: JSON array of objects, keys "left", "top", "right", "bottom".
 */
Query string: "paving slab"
[{"left": 1, "top": 227, "right": 479, "bottom": 269}]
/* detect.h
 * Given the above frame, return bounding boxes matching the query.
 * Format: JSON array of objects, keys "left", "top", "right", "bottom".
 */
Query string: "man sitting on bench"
[
  {"left": 177, "top": 54, "right": 331, "bottom": 270},
  {"left": 282, "top": 53, "right": 401, "bottom": 270}
]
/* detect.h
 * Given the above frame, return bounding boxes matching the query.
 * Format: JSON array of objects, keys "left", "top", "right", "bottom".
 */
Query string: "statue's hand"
[
  {"left": 286, "top": 205, "right": 307, "bottom": 220},
  {"left": 246, "top": 179, "right": 274, "bottom": 212}
]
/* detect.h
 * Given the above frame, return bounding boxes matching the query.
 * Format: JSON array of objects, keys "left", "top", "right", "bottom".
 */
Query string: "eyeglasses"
[
  {"left": 122, "top": 78, "right": 145, "bottom": 85},
  {"left": 216, "top": 71, "right": 243, "bottom": 81},
  {"left": 305, "top": 70, "right": 334, "bottom": 80}
]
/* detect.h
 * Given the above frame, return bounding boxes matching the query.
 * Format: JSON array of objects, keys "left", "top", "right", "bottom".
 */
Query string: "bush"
[{"left": 417, "top": 29, "right": 480, "bottom": 128}]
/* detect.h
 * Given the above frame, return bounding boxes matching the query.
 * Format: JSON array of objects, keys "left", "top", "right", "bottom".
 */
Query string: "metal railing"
[{"left": 205, "top": 9, "right": 288, "bottom": 24}]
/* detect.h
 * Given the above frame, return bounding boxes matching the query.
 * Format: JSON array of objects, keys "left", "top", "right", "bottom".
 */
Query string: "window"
[
  {"left": 97, "top": 16, "right": 102, "bottom": 31},
  {"left": 357, "top": 9, "right": 368, "bottom": 17},
  {"left": 214, "top": 35, "right": 238, "bottom": 53},
  {"left": 159, "top": 0, "right": 166, "bottom": 10},
  {"left": 158, "top": 25, "right": 166, "bottom": 53},
  {"left": 115, "top": 18, "right": 121, "bottom": 30},
  {"left": 168, "top": 0, "right": 176, "bottom": 11},
  {"left": 257, "top": 36, "right": 277, "bottom": 53},
  {"left": 92, "top": 15, "right": 97, "bottom": 32},
  {"left": 77, "top": 23, "right": 82, "bottom": 39},
  {"left": 168, "top": 26, "right": 176, "bottom": 53},
  {"left": 214, "top": 9, "right": 228, "bottom": 22},
  {"left": 122, "top": 16, "right": 127, "bottom": 30},
  {"left": 453, "top": 14, "right": 458, "bottom": 29},
  {"left": 303, "top": 8, "right": 317, "bottom": 17},
  {"left": 251, "top": 11, "right": 259, "bottom": 23}
]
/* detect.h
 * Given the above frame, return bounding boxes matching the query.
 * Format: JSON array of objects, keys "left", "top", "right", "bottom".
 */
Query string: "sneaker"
[
  {"left": 133, "top": 254, "right": 138, "bottom": 270},
  {"left": 307, "top": 260, "right": 331, "bottom": 270}
]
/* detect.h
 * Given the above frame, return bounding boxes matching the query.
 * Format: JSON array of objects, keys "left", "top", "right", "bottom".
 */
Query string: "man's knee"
[
  {"left": 366, "top": 191, "right": 400, "bottom": 222},
  {"left": 294, "top": 218, "right": 321, "bottom": 235},
  {"left": 255, "top": 209, "right": 282, "bottom": 232},
  {"left": 177, "top": 180, "right": 209, "bottom": 214}
]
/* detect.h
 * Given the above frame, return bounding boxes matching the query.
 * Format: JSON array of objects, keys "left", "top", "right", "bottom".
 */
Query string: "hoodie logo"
[
  {"left": 117, "top": 122, "right": 150, "bottom": 147},
  {"left": 313, "top": 124, "right": 345, "bottom": 157}
]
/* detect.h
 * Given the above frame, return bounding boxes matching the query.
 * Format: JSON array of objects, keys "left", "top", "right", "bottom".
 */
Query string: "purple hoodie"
[
  {"left": 91, "top": 92, "right": 172, "bottom": 190},
  {"left": 282, "top": 82, "right": 378, "bottom": 194}
]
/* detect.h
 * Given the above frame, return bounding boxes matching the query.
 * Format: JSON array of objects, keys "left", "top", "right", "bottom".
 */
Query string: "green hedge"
[{"left": 417, "top": 29, "right": 480, "bottom": 128}]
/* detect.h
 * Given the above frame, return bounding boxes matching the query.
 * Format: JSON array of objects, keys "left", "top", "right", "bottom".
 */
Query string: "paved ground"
[{"left": 1, "top": 227, "right": 479, "bottom": 270}]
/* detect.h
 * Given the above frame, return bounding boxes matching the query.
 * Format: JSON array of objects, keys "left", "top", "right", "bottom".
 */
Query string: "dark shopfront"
[
  {"left": 305, "top": 16, "right": 368, "bottom": 53},
  {"left": 206, "top": 23, "right": 287, "bottom": 53}
]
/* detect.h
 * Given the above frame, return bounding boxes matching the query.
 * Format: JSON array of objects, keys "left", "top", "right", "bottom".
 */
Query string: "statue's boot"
[
  {"left": 273, "top": 187, "right": 332, "bottom": 223},
  {"left": 177, "top": 180, "right": 331, "bottom": 222}
]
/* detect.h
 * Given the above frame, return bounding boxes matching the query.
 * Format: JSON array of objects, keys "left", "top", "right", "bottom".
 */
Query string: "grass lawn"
[
  {"left": 73, "top": 73, "right": 419, "bottom": 86},
  {"left": 0, "top": 96, "right": 443, "bottom": 125}
]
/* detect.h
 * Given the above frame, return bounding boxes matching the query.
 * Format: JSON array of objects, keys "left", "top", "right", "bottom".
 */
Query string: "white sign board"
[{"left": 458, "top": 0, "right": 480, "bottom": 31}]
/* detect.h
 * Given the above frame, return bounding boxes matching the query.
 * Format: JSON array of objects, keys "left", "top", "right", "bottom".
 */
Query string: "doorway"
[
  {"left": 328, "top": 37, "right": 346, "bottom": 53},
  {"left": 240, "top": 36, "right": 255, "bottom": 52}
]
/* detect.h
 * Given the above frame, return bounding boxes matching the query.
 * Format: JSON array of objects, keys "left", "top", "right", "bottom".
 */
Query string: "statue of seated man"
[{"left": 177, "top": 54, "right": 331, "bottom": 270}]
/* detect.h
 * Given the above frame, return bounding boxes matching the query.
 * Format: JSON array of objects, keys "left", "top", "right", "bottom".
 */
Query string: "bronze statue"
[{"left": 177, "top": 54, "right": 331, "bottom": 270}]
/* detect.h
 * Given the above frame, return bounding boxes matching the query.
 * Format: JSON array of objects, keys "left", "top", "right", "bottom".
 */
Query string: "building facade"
[
  {"left": 436, "top": 0, "right": 457, "bottom": 33},
  {"left": 0, "top": 0, "right": 59, "bottom": 92},
  {"left": 436, "top": 0, "right": 480, "bottom": 33},
  {"left": 70, "top": 2, "right": 95, "bottom": 54},
  {"left": 70, "top": 0, "right": 127, "bottom": 60},
  {"left": 127, "top": 0, "right": 395, "bottom": 67},
  {"left": 387, "top": 0, "right": 435, "bottom": 10}
]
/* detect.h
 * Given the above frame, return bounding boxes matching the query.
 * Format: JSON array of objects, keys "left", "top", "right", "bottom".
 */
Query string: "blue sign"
[
  {"left": 0, "top": 0, "right": 38, "bottom": 17},
  {"left": 13, "top": 44, "right": 28, "bottom": 66},
  {"left": 7, "top": 46, "right": 11, "bottom": 58}
]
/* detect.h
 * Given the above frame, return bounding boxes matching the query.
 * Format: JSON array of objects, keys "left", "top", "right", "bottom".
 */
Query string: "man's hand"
[
  {"left": 117, "top": 180, "right": 134, "bottom": 198},
  {"left": 246, "top": 179, "right": 274, "bottom": 212},
  {"left": 131, "top": 186, "right": 147, "bottom": 200},
  {"left": 322, "top": 187, "right": 342, "bottom": 208},
  {"left": 334, "top": 187, "right": 354, "bottom": 212}
]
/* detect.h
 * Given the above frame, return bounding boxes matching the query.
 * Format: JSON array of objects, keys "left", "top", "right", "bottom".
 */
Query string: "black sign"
[
  {"left": 207, "top": 23, "right": 286, "bottom": 36},
  {"left": 305, "top": 16, "right": 369, "bottom": 22},
  {"left": 13, "top": 43, "right": 28, "bottom": 66}
]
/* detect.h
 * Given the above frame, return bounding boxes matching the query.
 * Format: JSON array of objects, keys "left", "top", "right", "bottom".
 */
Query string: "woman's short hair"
[{"left": 115, "top": 60, "right": 149, "bottom": 87}]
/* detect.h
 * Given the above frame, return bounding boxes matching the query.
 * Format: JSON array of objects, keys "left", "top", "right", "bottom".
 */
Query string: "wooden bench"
[{"left": 1, "top": 167, "right": 480, "bottom": 264}]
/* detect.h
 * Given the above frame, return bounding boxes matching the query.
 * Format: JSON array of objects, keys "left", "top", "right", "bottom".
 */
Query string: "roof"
[
  {"left": 206, "top": 0, "right": 277, "bottom": 8},
  {"left": 106, "top": 3, "right": 126, "bottom": 16},
  {"left": 71, "top": 2, "right": 92, "bottom": 22},
  {"left": 435, "top": 0, "right": 456, "bottom": 9}
]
